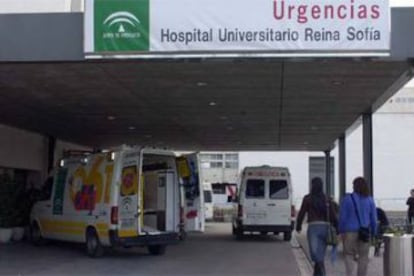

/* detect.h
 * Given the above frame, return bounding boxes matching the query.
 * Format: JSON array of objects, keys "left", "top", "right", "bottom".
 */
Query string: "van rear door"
[
  {"left": 118, "top": 150, "right": 141, "bottom": 238},
  {"left": 243, "top": 179, "right": 267, "bottom": 226},
  {"left": 267, "top": 179, "right": 290, "bottom": 225}
]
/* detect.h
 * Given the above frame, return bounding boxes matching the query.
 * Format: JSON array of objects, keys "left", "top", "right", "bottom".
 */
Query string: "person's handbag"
[
  {"left": 326, "top": 224, "right": 338, "bottom": 246},
  {"left": 326, "top": 200, "right": 338, "bottom": 246},
  {"left": 351, "top": 195, "right": 371, "bottom": 243}
]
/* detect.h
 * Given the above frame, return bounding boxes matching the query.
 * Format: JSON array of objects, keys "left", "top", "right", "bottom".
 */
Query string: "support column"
[
  {"left": 47, "top": 136, "right": 56, "bottom": 173},
  {"left": 363, "top": 113, "right": 373, "bottom": 196},
  {"left": 324, "top": 150, "right": 331, "bottom": 197},
  {"left": 339, "top": 134, "right": 346, "bottom": 201}
]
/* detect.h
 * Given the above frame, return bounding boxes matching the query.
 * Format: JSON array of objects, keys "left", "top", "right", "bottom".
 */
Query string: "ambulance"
[
  {"left": 30, "top": 146, "right": 200, "bottom": 257},
  {"left": 232, "top": 166, "right": 295, "bottom": 241}
]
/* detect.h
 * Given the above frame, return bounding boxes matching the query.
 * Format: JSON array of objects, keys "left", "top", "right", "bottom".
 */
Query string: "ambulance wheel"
[
  {"left": 284, "top": 231, "right": 292, "bottom": 241},
  {"left": 86, "top": 228, "right": 104, "bottom": 258},
  {"left": 233, "top": 226, "right": 243, "bottom": 240},
  {"left": 30, "top": 222, "right": 45, "bottom": 246},
  {"left": 179, "top": 230, "right": 187, "bottom": 241},
  {"left": 148, "top": 245, "right": 166, "bottom": 255}
]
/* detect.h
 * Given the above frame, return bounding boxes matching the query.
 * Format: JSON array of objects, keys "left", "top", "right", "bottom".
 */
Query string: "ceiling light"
[
  {"left": 197, "top": 82, "right": 207, "bottom": 87},
  {"left": 209, "top": 101, "right": 217, "bottom": 106},
  {"left": 227, "top": 126, "right": 233, "bottom": 131},
  {"left": 311, "top": 126, "right": 318, "bottom": 131},
  {"left": 128, "top": 126, "right": 136, "bottom": 130},
  {"left": 303, "top": 141, "right": 309, "bottom": 145},
  {"left": 332, "top": 80, "right": 344, "bottom": 86},
  {"left": 145, "top": 134, "right": 152, "bottom": 138},
  {"left": 220, "top": 116, "right": 228, "bottom": 120},
  {"left": 107, "top": 115, "right": 116, "bottom": 120}
]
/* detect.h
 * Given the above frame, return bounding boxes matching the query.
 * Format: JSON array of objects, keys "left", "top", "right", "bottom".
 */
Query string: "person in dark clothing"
[
  {"left": 406, "top": 189, "right": 414, "bottom": 224},
  {"left": 296, "top": 177, "right": 338, "bottom": 276},
  {"left": 374, "top": 207, "right": 389, "bottom": 257}
]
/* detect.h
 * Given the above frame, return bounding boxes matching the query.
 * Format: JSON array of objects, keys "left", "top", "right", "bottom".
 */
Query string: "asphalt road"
[{"left": 0, "top": 223, "right": 301, "bottom": 276}]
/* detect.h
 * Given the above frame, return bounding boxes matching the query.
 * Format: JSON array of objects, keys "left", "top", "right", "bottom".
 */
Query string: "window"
[
  {"left": 212, "top": 183, "right": 226, "bottom": 194},
  {"left": 269, "top": 180, "right": 288, "bottom": 199},
  {"left": 225, "top": 154, "right": 238, "bottom": 161},
  {"left": 245, "top": 179, "right": 265, "bottom": 198},
  {"left": 225, "top": 162, "right": 238, "bottom": 169},
  {"left": 210, "top": 162, "right": 223, "bottom": 168},
  {"left": 204, "top": 190, "right": 212, "bottom": 203}
]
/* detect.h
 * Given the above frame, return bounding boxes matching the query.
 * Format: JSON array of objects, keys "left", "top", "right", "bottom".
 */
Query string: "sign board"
[{"left": 84, "top": 0, "right": 390, "bottom": 57}]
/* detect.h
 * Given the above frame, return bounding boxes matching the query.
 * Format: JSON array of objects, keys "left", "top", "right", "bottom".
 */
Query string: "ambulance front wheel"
[
  {"left": 86, "top": 228, "right": 104, "bottom": 258},
  {"left": 30, "top": 222, "right": 45, "bottom": 246},
  {"left": 148, "top": 245, "right": 166, "bottom": 255}
]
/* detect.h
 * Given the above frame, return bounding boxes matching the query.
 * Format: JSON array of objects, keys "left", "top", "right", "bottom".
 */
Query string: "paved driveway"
[{"left": 0, "top": 223, "right": 301, "bottom": 276}]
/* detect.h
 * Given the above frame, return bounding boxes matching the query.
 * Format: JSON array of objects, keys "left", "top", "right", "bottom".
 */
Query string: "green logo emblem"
[{"left": 94, "top": 0, "right": 149, "bottom": 52}]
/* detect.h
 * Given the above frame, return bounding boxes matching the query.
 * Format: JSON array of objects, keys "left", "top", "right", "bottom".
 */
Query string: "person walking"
[
  {"left": 406, "top": 189, "right": 414, "bottom": 224},
  {"left": 296, "top": 177, "right": 338, "bottom": 276},
  {"left": 339, "top": 177, "right": 377, "bottom": 276}
]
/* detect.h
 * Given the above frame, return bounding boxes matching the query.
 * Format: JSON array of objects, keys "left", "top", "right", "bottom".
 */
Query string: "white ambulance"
[
  {"left": 30, "top": 146, "right": 199, "bottom": 257},
  {"left": 232, "top": 166, "right": 295, "bottom": 241}
]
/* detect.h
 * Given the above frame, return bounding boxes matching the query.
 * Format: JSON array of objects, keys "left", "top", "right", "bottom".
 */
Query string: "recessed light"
[
  {"left": 303, "top": 141, "right": 309, "bottom": 145},
  {"left": 220, "top": 116, "right": 228, "bottom": 120},
  {"left": 332, "top": 80, "right": 344, "bottom": 86},
  {"left": 209, "top": 101, "right": 217, "bottom": 106},
  {"left": 128, "top": 126, "right": 136, "bottom": 130},
  {"left": 197, "top": 82, "right": 207, "bottom": 87},
  {"left": 107, "top": 116, "right": 116, "bottom": 120}
]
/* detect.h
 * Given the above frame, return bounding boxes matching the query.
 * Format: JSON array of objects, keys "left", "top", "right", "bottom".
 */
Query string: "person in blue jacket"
[{"left": 339, "top": 177, "right": 377, "bottom": 276}]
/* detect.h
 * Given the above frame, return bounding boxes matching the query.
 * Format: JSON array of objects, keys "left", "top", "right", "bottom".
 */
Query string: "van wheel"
[
  {"left": 148, "top": 245, "right": 166, "bottom": 255},
  {"left": 233, "top": 226, "right": 243, "bottom": 240},
  {"left": 30, "top": 222, "right": 45, "bottom": 246},
  {"left": 284, "top": 231, "right": 292, "bottom": 241},
  {"left": 86, "top": 228, "right": 104, "bottom": 258}
]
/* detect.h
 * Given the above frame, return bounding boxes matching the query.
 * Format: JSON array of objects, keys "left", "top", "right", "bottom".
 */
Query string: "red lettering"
[
  {"left": 358, "top": 5, "right": 368, "bottom": 19},
  {"left": 337, "top": 5, "right": 347, "bottom": 19},
  {"left": 371, "top": 5, "right": 380, "bottom": 19},
  {"left": 273, "top": 0, "right": 284, "bottom": 20},
  {"left": 324, "top": 5, "right": 335, "bottom": 19},
  {"left": 288, "top": 5, "right": 295, "bottom": 20},
  {"left": 297, "top": 5, "right": 308, "bottom": 23},
  {"left": 311, "top": 5, "right": 321, "bottom": 19}
]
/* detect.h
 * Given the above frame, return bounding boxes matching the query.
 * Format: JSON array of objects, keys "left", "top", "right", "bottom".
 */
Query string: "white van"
[
  {"left": 232, "top": 166, "right": 294, "bottom": 241},
  {"left": 30, "top": 146, "right": 198, "bottom": 257}
]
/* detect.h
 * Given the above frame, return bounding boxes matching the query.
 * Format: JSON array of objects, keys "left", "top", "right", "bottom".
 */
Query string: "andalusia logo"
[{"left": 94, "top": 0, "right": 149, "bottom": 52}]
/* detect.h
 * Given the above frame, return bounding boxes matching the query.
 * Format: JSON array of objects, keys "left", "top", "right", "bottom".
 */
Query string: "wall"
[
  {"left": 0, "top": 124, "right": 47, "bottom": 172},
  {"left": 0, "top": 123, "right": 90, "bottom": 183},
  {"left": 0, "top": 0, "right": 69, "bottom": 13}
]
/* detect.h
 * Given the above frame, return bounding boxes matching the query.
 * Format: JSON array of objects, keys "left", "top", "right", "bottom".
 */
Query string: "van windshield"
[
  {"left": 204, "top": 190, "right": 212, "bottom": 203},
  {"left": 269, "top": 180, "right": 288, "bottom": 199},
  {"left": 245, "top": 179, "right": 265, "bottom": 198}
]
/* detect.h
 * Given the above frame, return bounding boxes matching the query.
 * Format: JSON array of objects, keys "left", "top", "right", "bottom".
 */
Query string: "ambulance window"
[
  {"left": 269, "top": 180, "right": 288, "bottom": 199},
  {"left": 204, "top": 190, "right": 212, "bottom": 203},
  {"left": 245, "top": 179, "right": 265, "bottom": 198}
]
